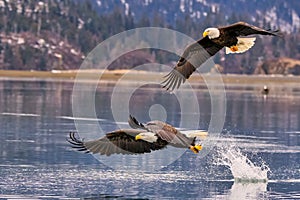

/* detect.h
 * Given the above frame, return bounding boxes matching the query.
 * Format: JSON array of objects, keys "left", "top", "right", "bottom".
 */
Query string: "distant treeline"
[{"left": 0, "top": 0, "right": 299, "bottom": 73}]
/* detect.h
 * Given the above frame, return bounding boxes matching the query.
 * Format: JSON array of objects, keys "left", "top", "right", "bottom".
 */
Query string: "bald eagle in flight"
[
  {"left": 68, "top": 115, "right": 207, "bottom": 156},
  {"left": 162, "top": 22, "right": 282, "bottom": 90}
]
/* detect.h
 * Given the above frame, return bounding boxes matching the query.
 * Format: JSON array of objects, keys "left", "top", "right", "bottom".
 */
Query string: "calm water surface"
[{"left": 0, "top": 78, "right": 299, "bottom": 199}]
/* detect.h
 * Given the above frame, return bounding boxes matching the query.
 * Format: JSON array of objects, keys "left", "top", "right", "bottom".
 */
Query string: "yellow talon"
[
  {"left": 194, "top": 145, "right": 202, "bottom": 151},
  {"left": 189, "top": 145, "right": 202, "bottom": 154},
  {"left": 230, "top": 45, "right": 238, "bottom": 52}
]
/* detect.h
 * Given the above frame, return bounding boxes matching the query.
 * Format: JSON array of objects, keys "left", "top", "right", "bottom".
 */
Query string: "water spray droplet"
[{"left": 214, "top": 145, "right": 270, "bottom": 182}]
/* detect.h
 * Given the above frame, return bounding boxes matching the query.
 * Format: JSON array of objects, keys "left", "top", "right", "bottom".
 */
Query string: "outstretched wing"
[
  {"left": 67, "top": 130, "right": 166, "bottom": 156},
  {"left": 221, "top": 21, "right": 282, "bottom": 37},
  {"left": 128, "top": 115, "right": 147, "bottom": 130},
  {"left": 162, "top": 36, "right": 223, "bottom": 91}
]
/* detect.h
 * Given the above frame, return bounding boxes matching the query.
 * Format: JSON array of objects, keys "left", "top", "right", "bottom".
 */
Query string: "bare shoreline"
[{"left": 0, "top": 69, "right": 299, "bottom": 86}]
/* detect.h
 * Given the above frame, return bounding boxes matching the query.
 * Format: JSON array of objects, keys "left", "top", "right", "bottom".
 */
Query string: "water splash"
[{"left": 215, "top": 145, "right": 270, "bottom": 182}]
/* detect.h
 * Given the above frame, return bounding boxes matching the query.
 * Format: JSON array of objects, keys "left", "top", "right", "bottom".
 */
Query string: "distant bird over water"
[
  {"left": 262, "top": 85, "right": 269, "bottom": 95},
  {"left": 68, "top": 115, "right": 207, "bottom": 156},
  {"left": 162, "top": 21, "right": 282, "bottom": 91}
]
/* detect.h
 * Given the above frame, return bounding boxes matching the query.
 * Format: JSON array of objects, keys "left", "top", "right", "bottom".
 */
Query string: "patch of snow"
[
  {"left": 211, "top": 4, "right": 219, "bottom": 13},
  {"left": 38, "top": 1, "right": 44, "bottom": 7},
  {"left": 78, "top": 18, "right": 84, "bottom": 29},
  {"left": 180, "top": 0, "right": 185, "bottom": 12},
  {"left": 96, "top": 0, "right": 101, "bottom": 7},
  {"left": 11, "top": 35, "right": 18, "bottom": 40},
  {"left": 265, "top": 6, "right": 277, "bottom": 25},
  {"left": 54, "top": 53, "right": 62, "bottom": 59},
  {"left": 7, "top": 3, "right": 12, "bottom": 11},
  {"left": 292, "top": 10, "right": 300, "bottom": 31},
  {"left": 143, "top": 0, "right": 153, "bottom": 6},
  {"left": 196, "top": 0, "right": 208, "bottom": 6},
  {"left": 37, "top": 38, "right": 45, "bottom": 46},
  {"left": 16, "top": 3, "right": 22, "bottom": 14},
  {"left": 25, "top": 7, "right": 32, "bottom": 17},
  {"left": 34, "top": 1, "right": 44, "bottom": 13},
  {"left": 196, "top": 11, "right": 201, "bottom": 19},
  {"left": 124, "top": 3, "right": 129, "bottom": 16},
  {"left": 70, "top": 48, "right": 79, "bottom": 56},
  {"left": 189, "top": 0, "right": 193, "bottom": 13},
  {"left": 17, "top": 37, "right": 25, "bottom": 45},
  {"left": 0, "top": 0, "right": 4, "bottom": 7},
  {"left": 190, "top": 12, "right": 195, "bottom": 18},
  {"left": 278, "top": 19, "right": 293, "bottom": 33}
]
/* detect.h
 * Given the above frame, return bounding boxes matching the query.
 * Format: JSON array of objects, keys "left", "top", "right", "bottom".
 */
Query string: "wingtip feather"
[
  {"left": 161, "top": 70, "right": 185, "bottom": 92},
  {"left": 67, "top": 132, "right": 90, "bottom": 153}
]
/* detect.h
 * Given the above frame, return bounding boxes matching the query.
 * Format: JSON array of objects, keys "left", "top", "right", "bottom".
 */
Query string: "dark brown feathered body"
[
  {"left": 162, "top": 22, "right": 281, "bottom": 90},
  {"left": 213, "top": 28, "right": 238, "bottom": 47}
]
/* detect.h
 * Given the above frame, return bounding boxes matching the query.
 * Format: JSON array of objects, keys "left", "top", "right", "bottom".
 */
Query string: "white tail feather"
[{"left": 225, "top": 37, "right": 256, "bottom": 54}]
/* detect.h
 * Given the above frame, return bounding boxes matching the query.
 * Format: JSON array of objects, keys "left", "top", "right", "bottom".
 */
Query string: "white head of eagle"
[
  {"left": 135, "top": 132, "right": 158, "bottom": 143},
  {"left": 203, "top": 28, "right": 220, "bottom": 39}
]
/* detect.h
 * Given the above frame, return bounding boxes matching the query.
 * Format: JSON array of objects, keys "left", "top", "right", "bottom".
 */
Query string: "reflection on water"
[
  {"left": 0, "top": 79, "right": 299, "bottom": 199},
  {"left": 228, "top": 181, "right": 268, "bottom": 200}
]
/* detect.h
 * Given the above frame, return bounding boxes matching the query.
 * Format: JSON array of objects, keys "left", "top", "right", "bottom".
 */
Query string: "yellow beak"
[
  {"left": 203, "top": 31, "right": 208, "bottom": 38},
  {"left": 135, "top": 135, "right": 142, "bottom": 140}
]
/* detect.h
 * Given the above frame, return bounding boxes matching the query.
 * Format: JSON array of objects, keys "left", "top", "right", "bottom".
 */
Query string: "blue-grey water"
[{"left": 0, "top": 78, "right": 299, "bottom": 199}]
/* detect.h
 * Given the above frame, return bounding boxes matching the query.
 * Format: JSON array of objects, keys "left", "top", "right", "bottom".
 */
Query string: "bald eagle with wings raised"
[{"left": 162, "top": 22, "right": 282, "bottom": 90}]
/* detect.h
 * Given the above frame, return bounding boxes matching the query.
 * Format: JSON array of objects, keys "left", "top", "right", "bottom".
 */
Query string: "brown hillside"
[{"left": 254, "top": 57, "right": 300, "bottom": 75}]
